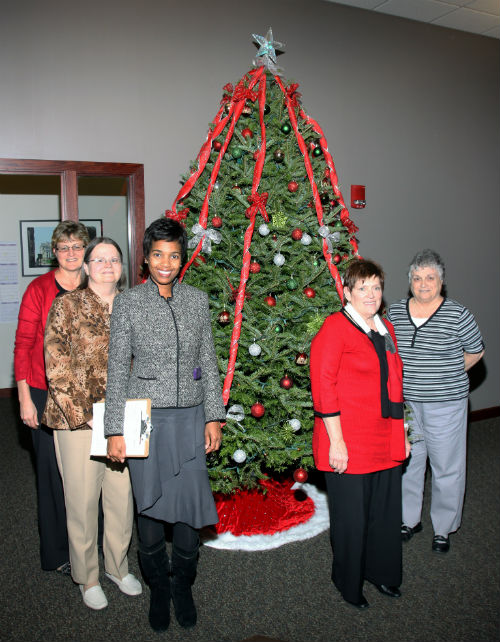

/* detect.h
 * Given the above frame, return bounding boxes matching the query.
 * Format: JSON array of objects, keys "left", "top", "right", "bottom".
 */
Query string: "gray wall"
[{"left": 1, "top": 0, "right": 498, "bottom": 410}]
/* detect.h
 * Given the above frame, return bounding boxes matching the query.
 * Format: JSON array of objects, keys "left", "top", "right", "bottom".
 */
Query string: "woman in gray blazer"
[{"left": 105, "top": 217, "right": 225, "bottom": 633}]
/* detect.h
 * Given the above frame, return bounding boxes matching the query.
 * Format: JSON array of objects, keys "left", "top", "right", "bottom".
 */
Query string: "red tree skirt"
[{"left": 213, "top": 477, "right": 315, "bottom": 536}]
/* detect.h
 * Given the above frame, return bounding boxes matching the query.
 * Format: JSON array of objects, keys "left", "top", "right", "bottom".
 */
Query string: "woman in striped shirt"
[{"left": 388, "top": 249, "right": 484, "bottom": 554}]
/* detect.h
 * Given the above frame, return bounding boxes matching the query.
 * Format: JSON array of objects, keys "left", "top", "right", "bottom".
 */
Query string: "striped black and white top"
[{"left": 387, "top": 298, "right": 484, "bottom": 402}]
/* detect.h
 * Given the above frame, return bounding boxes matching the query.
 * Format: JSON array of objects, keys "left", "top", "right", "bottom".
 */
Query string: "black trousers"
[
  {"left": 30, "top": 387, "right": 69, "bottom": 570},
  {"left": 325, "top": 465, "right": 402, "bottom": 603}
]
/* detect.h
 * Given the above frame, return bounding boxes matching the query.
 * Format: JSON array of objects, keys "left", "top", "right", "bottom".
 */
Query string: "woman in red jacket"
[
  {"left": 14, "top": 220, "right": 89, "bottom": 572},
  {"left": 310, "top": 259, "right": 410, "bottom": 609}
]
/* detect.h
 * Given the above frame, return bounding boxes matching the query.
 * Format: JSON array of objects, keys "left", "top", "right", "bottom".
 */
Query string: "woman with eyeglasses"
[
  {"left": 43, "top": 237, "right": 141, "bottom": 610},
  {"left": 14, "top": 220, "right": 89, "bottom": 575}
]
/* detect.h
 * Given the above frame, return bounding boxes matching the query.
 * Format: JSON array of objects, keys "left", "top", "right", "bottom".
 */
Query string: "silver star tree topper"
[{"left": 252, "top": 28, "right": 286, "bottom": 75}]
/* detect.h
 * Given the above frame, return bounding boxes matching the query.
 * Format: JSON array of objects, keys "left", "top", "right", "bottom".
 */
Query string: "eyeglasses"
[
  {"left": 87, "top": 257, "right": 122, "bottom": 265},
  {"left": 56, "top": 244, "right": 85, "bottom": 253}
]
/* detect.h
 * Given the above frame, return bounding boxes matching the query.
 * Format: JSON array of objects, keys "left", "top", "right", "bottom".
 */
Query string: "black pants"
[
  {"left": 137, "top": 514, "right": 199, "bottom": 555},
  {"left": 325, "top": 465, "right": 402, "bottom": 603},
  {"left": 30, "top": 387, "right": 69, "bottom": 570}
]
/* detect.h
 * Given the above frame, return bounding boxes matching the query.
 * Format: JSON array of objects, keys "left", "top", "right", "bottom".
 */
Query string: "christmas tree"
[{"left": 167, "top": 30, "right": 359, "bottom": 495}]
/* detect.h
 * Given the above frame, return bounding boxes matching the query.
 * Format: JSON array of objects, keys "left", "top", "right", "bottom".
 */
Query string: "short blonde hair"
[{"left": 51, "top": 221, "right": 90, "bottom": 250}]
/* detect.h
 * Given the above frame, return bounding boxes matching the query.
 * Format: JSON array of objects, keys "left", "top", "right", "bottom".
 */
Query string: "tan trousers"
[{"left": 54, "top": 429, "right": 133, "bottom": 586}]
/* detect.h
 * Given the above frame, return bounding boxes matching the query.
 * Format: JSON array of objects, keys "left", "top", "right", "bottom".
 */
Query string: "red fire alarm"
[{"left": 351, "top": 185, "right": 366, "bottom": 209}]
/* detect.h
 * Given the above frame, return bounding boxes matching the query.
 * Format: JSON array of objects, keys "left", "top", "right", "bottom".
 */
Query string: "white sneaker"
[
  {"left": 79, "top": 584, "right": 108, "bottom": 610},
  {"left": 105, "top": 572, "right": 142, "bottom": 596}
]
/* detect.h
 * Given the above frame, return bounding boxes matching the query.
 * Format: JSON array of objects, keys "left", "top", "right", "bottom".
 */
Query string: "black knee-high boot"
[
  {"left": 138, "top": 542, "right": 171, "bottom": 632},
  {"left": 171, "top": 543, "right": 198, "bottom": 628}
]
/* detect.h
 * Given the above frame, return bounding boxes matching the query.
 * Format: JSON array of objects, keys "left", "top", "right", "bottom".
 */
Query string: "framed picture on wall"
[{"left": 19, "top": 219, "right": 103, "bottom": 276}]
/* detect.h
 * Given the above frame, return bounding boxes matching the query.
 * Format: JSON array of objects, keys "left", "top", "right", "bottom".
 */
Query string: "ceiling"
[{"left": 324, "top": 0, "right": 500, "bottom": 38}]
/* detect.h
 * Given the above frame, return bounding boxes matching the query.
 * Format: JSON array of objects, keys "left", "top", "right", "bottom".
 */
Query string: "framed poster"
[{"left": 19, "top": 219, "right": 103, "bottom": 276}]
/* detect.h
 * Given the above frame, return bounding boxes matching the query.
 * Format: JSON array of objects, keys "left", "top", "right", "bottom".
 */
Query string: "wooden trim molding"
[{"left": 0, "top": 158, "right": 145, "bottom": 285}]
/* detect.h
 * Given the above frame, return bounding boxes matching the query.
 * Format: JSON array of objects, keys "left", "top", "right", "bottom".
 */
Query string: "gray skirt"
[{"left": 128, "top": 404, "right": 218, "bottom": 529}]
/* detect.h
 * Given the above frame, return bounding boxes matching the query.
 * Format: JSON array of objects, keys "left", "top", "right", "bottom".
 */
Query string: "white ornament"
[
  {"left": 249, "top": 342, "right": 262, "bottom": 356},
  {"left": 300, "top": 233, "right": 312, "bottom": 246},
  {"left": 273, "top": 253, "right": 285, "bottom": 267},
  {"left": 233, "top": 449, "right": 247, "bottom": 463},
  {"left": 258, "top": 223, "right": 270, "bottom": 236},
  {"left": 289, "top": 419, "right": 301, "bottom": 432}
]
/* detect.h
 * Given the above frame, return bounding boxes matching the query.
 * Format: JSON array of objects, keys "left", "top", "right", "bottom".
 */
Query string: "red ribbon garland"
[
  {"left": 221, "top": 73, "right": 268, "bottom": 405},
  {"left": 275, "top": 75, "right": 345, "bottom": 300}
]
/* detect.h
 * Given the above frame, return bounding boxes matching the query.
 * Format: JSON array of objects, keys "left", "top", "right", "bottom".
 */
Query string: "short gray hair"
[{"left": 408, "top": 249, "right": 445, "bottom": 283}]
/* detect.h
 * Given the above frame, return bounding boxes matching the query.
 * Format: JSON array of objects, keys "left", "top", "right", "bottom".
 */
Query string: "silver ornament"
[
  {"left": 233, "top": 449, "right": 247, "bottom": 463},
  {"left": 226, "top": 404, "right": 245, "bottom": 422},
  {"left": 249, "top": 342, "right": 262, "bottom": 356},
  {"left": 300, "top": 233, "right": 312, "bottom": 246},
  {"left": 289, "top": 418, "right": 301, "bottom": 432},
  {"left": 258, "top": 223, "right": 270, "bottom": 236},
  {"left": 273, "top": 253, "right": 285, "bottom": 267}
]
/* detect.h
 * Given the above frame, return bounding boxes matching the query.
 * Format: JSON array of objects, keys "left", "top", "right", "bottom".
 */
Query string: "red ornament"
[
  {"left": 288, "top": 181, "right": 299, "bottom": 193},
  {"left": 303, "top": 287, "right": 316, "bottom": 298},
  {"left": 293, "top": 468, "right": 308, "bottom": 483},
  {"left": 212, "top": 140, "right": 222, "bottom": 151},
  {"left": 241, "top": 128, "right": 254, "bottom": 138},
  {"left": 218, "top": 310, "right": 231, "bottom": 325},
  {"left": 291, "top": 228, "right": 303, "bottom": 241},
  {"left": 280, "top": 375, "right": 293, "bottom": 390},
  {"left": 211, "top": 216, "right": 222, "bottom": 228},
  {"left": 249, "top": 261, "right": 261, "bottom": 274},
  {"left": 272, "top": 234, "right": 278, "bottom": 241},
  {"left": 251, "top": 402, "right": 265, "bottom": 418},
  {"left": 253, "top": 150, "right": 260, "bottom": 161},
  {"left": 295, "top": 352, "right": 308, "bottom": 366},
  {"left": 333, "top": 253, "right": 341, "bottom": 265},
  {"left": 265, "top": 295, "right": 276, "bottom": 307}
]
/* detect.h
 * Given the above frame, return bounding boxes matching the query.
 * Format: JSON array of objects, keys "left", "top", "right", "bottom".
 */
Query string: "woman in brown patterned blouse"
[{"left": 44, "top": 237, "right": 142, "bottom": 611}]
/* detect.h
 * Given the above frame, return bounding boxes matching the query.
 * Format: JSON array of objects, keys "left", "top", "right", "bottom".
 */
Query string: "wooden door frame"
[{"left": 0, "top": 158, "right": 145, "bottom": 285}]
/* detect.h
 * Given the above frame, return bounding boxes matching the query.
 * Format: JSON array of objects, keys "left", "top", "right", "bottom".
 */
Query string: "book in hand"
[{"left": 90, "top": 398, "right": 152, "bottom": 458}]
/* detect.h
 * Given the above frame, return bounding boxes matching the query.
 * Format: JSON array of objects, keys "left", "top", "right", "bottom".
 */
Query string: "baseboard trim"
[
  {"left": 469, "top": 406, "right": 500, "bottom": 422},
  {"left": 0, "top": 388, "right": 16, "bottom": 398}
]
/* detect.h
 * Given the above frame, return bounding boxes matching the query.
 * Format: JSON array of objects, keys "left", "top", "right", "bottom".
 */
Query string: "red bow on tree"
[
  {"left": 247, "top": 192, "right": 269, "bottom": 222},
  {"left": 233, "top": 83, "right": 258, "bottom": 103},
  {"left": 165, "top": 208, "right": 189, "bottom": 224}
]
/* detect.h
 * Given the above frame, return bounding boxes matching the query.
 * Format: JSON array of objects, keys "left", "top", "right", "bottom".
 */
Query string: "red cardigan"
[
  {"left": 310, "top": 311, "right": 406, "bottom": 474},
  {"left": 14, "top": 270, "right": 60, "bottom": 390}
]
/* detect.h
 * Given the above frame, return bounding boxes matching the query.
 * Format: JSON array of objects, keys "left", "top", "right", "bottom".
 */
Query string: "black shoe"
[
  {"left": 373, "top": 583, "right": 401, "bottom": 598},
  {"left": 343, "top": 594, "right": 369, "bottom": 609},
  {"left": 432, "top": 535, "right": 450, "bottom": 553},
  {"left": 171, "top": 545, "right": 198, "bottom": 628},
  {"left": 139, "top": 544, "right": 171, "bottom": 632},
  {"left": 401, "top": 522, "right": 422, "bottom": 542}
]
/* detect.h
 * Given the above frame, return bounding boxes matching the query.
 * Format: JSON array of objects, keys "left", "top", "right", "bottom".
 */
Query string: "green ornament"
[
  {"left": 287, "top": 278, "right": 298, "bottom": 290},
  {"left": 274, "top": 324, "right": 283, "bottom": 333},
  {"left": 232, "top": 147, "right": 244, "bottom": 159},
  {"left": 313, "top": 260, "right": 319, "bottom": 266},
  {"left": 272, "top": 210, "right": 288, "bottom": 230},
  {"left": 312, "top": 146, "right": 322, "bottom": 158},
  {"left": 334, "top": 220, "right": 344, "bottom": 228},
  {"left": 281, "top": 123, "right": 291, "bottom": 135}
]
